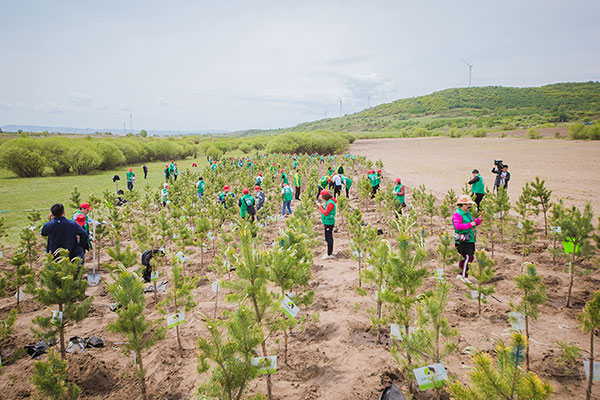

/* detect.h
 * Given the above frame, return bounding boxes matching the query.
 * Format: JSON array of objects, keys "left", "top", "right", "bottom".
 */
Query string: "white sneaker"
[
  {"left": 456, "top": 275, "right": 465, "bottom": 282},
  {"left": 464, "top": 277, "right": 472, "bottom": 284},
  {"left": 321, "top": 254, "right": 332, "bottom": 260}
]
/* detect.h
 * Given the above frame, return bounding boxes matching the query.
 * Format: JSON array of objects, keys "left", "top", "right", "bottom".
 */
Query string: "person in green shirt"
[
  {"left": 343, "top": 175, "right": 353, "bottom": 198},
  {"left": 173, "top": 163, "right": 179, "bottom": 181},
  {"left": 161, "top": 183, "right": 169, "bottom": 207},
  {"left": 239, "top": 188, "right": 256, "bottom": 222},
  {"left": 293, "top": 169, "right": 302, "bottom": 200},
  {"left": 281, "top": 184, "right": 293, "bottom": 216},
  {"left": 164, "top": 164, "right": 170, "bottom": 182},
  {"left": 468, "top": 169, "right": 485, "bottom": 210},
  {"left": 367, "top": 170, "right": 381, "bottom": 198},
  {"left": 126, "top": 168, "right": 135, "bottom": 191},
  {"left": 317, "top": 190, "right": 337, "bottom": 259},
  {"left": 196, "top": 177, "right": 206, "bottom": 201},
  {"left": 72, "top": 202, "right": 92, "bottom": 226},
  {"left": 280, "top": 169, "right": 289, "bottom": 187},
  {"left": 392, "top": 178, "right": 406, "bottom": 214}
]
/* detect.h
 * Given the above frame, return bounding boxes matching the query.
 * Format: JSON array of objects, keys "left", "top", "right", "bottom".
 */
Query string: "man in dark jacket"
[
  {"left": 492, "top": 164, "right": 511, "bottom": 192},
  {"left": 41, "top": 203, "right": 89, "bottom": 261}
]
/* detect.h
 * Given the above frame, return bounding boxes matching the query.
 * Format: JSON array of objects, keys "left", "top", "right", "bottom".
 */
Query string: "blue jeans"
[
  {"left": 198, "top": 192, "right": 203, "bottom": 201},
  {"left": 282, "top": 201, "right": 292, "bottom": 215}
]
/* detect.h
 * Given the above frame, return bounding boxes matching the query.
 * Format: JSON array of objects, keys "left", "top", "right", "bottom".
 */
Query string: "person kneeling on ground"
[
  {"left": 317, "top": 190, "right": 337, "bottom": 260},
  {"left": 452, "top": 195, "right": 485, "bottom": 283}
]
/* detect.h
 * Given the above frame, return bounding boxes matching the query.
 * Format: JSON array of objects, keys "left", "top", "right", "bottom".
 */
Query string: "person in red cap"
[
  {"left": 280, "top": 169, "right": 289, "bottom": 187},
  {"left": 392, "top": 178, "right": 406, "bottom": 214},
  {"left": 72, "top": 202, "right": 92, "bottom": 228},
  {"left": 239, "top": 188, "right": 256, "bottom": 221},
  {"left": 367, "top": 170, "right": 381, "bottom": 198},
  {"left": 316, "top": 190, "right": 337, "bottom": 259},
  {"left": 255, "top": 172, "right": 264, "bottom": 187},
  {"left": 218, "top": 185, "right": 235, "bottom": 207},
  {"left": 74, "top": 213, "right": 90, "bottom": 263},
  {"left": 126, "top": 168, "right": 136, "bottom": 191},
  {"left": 254, "top": 185, "right": 266, "bottom": 220}
]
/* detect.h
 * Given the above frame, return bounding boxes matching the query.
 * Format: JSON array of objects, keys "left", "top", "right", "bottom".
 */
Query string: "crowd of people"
[{"left": 40, "top": 153, "right": 510, "bottom": 282}]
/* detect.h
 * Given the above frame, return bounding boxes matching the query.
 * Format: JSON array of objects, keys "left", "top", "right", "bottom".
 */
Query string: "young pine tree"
[
  {"left": 107, "top": 269, "right": 165, "bottom": 400},
  {"left": 556, "top": 203, "right": 594, "bottom": 307},
  {"left": 449, "top": 333, "right": 553, "bottom": 400},
  {"left": 423, "top": 192, "right": 437, "bottom": 232},
  {"left": 69, "top": 186, "right": 82, "bottom": 212},
  {"left": 349, "top": 208, "right": 377, "bottom": 288},
  {"left": 31, "top": 350, "right": 80, "bottom": 400},
  {"left": 436, "top": 233, "right": 458, "bottom": 274},
  {"left": 7, "top": 251, "right": 35, "bottom": 310},
  {"left": 32, "top": 251, "right": 92, "bottom": 359},
  {"left": 359, "top": 240, "right": 392, "bottom": 344},
  {"left": 158, "top": 262, "right": 198, "bottom": 357},
  {"left": 514, "top": 219, "right": 536, "bottom": 265},
  {"left": 579, "top": 291, "right": 600, "bottom": 400},
  {"left": 464, "top": 251, "right": 495, "bottom": 316},
  {"left": 529, "top": 177, "right": 553, "bottom": 236},
  {"left": 439, "top": 189, "right": 458, "bottom": 228},
  {"left": 197, "top": 306, "right": 263, "bottom": 400},
  {"left": 223, "top": 228, "right": 274, "bottom": 400},
  {"left": 510, "top": 263, "right": 547, "bottom": 370}
]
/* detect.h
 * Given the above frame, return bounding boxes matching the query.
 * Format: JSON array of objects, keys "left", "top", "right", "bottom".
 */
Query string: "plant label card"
[
  {"left": 413, "top": 363, "right": 448, "bottom": 390},
  {"left": 562, "top": 241, "right": 579, "bottom": 255},
  {"left": 509, "top": 312, "right": 526, "bottom": 331},
  {"left": 172, "top": 233, "right": 179, "bottom": 239},
  {"left": 583, "top": 359, "right": 600, "bottom": 381},
  {"left": 211, "top": 280, "right": 219, "bottom": 294},
  {"left": 14, "top": 288, "right": 25, "bottom": 301},
  {"left": 167, "top": 311, "right": 185, "bottom": 328},
  {"left": 280, "top": 295, "right": 299, "bottom": 319},
  {"left": 493, "top": 212, "right": 502, "bottom": 219},
  {"left": 251, "top": 356, "right": 277, "bottom": 375},
  {"left": 470, "top": 290, "right": 484, "bottom": 300},
  {"left": 435, "top": 269, "right": 445, "bottom": 283},
  {"left": 150, "top": 271, "right": 159, "bottom": 282},
  {"left": 550, "top": 226, "right": 562, "bottom": 234},
  {"left": 51, "top": 310, "right": 63, "bottom": 325},
  {"left": 29, "top": 225, "right": 36, "bottom": 231},
  {"left": 207, "top": 232, "right": 214, "bottom": 241},
  {"left": 132, "top": 350, "right": 137, "bottom": 366},
  {"left": 390, "top": 323, "right": 415, "bottom": 340},
  {"left": 517, "top": 221, "right": 523, "bottom": 229},
  {"left": 0, "top": 250, "right": 3, "bottom": 258},
  {"left": 176, "top": 251, "right": 186, "bottom": 263}
]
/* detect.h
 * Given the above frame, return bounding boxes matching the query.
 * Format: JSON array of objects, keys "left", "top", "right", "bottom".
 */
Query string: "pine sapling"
[
  {"left": 107, "top": 269, "right": 166, "bottom": 400},
  {"left": 349, "top": 208, "right": 377, "bottom": 288},
  {"left": 529, "top": 176, "right": 553, "bottom": 236},
  {"left": 31, "top": 350, "right": 80, "bottom": 400},
  {"left": 197, "top": 306, "right": 263, "bottom": 400},
  {"left": 7, "top": 251, "right": 35, "bottom": 310},
  {"left": 32, "top": 251, "right": 92, "bottom": 359},
  {"left": 578, "top": 291, "right": 600, "bottom": 400},
  {"left": 423, "top": 192, "right": 437, "bottom": 232},
  {"left": 69, "top": 186, "right": 82, "bottom": 212},
  {"left": 510, "top": 263, "right": 547, "bottom": 370},
  {"left": 158, "top": 262, "right": 198, "bottom": 356},
  {"left": 449, "top": 333, "right": 553, "bottom": 400},
  {"left": 0, "top": 309, "right": 18, "bottom": 369},
  {"left": 515, "top": 218, "right": 536, "bottom": 265},
  {"left": 464, "top": 251, "right": 495, "bottom": 316},
  {"left": 436, "top": 233, "right": 458, "bottom": 274}
]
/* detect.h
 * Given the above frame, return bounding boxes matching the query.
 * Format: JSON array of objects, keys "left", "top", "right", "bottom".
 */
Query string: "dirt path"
[{"left": 351, "top": 136, "right": 600, "bottom": 213}]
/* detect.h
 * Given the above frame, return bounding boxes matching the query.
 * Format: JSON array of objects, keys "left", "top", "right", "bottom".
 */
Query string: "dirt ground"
[
  {"left": 0, "top": 138, "right": 599, "bottom": 399},
  {"left": 352, "top": 136, "right": 600, "bottom": 214}
]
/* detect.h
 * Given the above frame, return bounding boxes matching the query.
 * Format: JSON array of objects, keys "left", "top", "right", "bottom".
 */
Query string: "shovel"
[{"left": 87, "top": 212, "right": 100, "bottom": 286}]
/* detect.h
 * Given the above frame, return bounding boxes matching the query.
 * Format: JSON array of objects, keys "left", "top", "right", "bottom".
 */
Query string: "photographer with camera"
[{"left": 492, "top": 160, "right": 510, "bottom": 192}]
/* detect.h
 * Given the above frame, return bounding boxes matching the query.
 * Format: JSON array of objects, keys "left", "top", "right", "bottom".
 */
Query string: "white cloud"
[
  {"left": 155, "top": 97, "right": 168, "bottom": 107},
  {"left": 67, "top": 92, "right": 92, "bottom": 106},
  {"left": 0, "top": 103, "right": 14, "bottom": 111},
  {"left": 36, "top": 101, "right": 66, "bottom": 114},
  {"left": 117, "top": 104, "right": 131, "bottom": 112}
]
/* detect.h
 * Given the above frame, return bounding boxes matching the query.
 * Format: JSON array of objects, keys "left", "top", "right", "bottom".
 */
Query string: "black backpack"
[{"left": 245, "top": 197, "right": 256, "bottom": 215}]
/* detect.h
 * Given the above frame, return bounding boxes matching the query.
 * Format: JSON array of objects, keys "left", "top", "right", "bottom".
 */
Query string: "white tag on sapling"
[
  {"left": 390, "top": 323, "right": 415, "bottom": 340},
  {"left": 150, "top": 271, "right": 159, "bottom": 282},
  {"left": 167, "top": 311, "right": 185, "bottom": 328},
  {"left": 435, "top": 268, "right": 445, "bottom": 282},
  {"left": 517, "top": 221, "right": 523, "bottom": 229},
  {"left": 583, "top": 359, "right": 600, "bottom": 381},
  {"left": 211, "top": 280, "right": 219, "bottom": 294},
  {"left": 509, "top": 312, "right": 526, "bottom": 331},
  {"left": 413, "top": 363, "right": 448, "bottom": 390},
  {"left": 251, "top": 356, "right": 277, "bottom": 375},
  {"left": 51, "top": 310, "right": 63, "bottom": 325},
  {"left": 280, "top": 295, "right": 299, "bottom": 319},
  {"left": 15, "top": 288, "right": 25, "bottom": 301},
  {"left": 470, "top": 290, "right": 482, "bottom": 300},
  {"left": 176, "top": 251, "right": 186, "bottom": 263}
]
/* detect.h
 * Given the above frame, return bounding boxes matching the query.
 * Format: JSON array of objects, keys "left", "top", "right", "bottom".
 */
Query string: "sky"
[{"left": 1, "top": 0, "right": 599, "bottom": 132}]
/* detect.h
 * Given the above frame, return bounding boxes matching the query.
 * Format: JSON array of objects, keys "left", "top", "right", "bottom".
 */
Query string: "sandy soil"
[
  {"left": 0, "top": 140, "right": 599, "bottom": 399},
  {"left": 351, "top": 136, "right": 600, "bottom": 213}
]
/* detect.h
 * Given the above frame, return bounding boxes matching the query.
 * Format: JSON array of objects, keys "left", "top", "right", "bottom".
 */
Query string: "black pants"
[
  {"left": 474, "top": 193, "right": 484, "bottom": 209},
  {"left": 334, "top": 185, "right": 342, "bottom": 198},
  {"left": 455, "top": 241, "right": 475, "bottom": 278},
  {"left": 295, "top": 186, "right": 301, "bottom": 200},
  {"left": 324, "top": 224, "right": 334, "bottom": 256},
  {"left": 328, "top": 181, "right": 334, "bottom": 190},
  {"left": 316, "top": 185, "right": 324, "bottom": 200},
  {"left": 144, "top": 171, "right": 147, "bottom": 179},
  {"left": 371, "top": 184, "right": 379, "bottom": 199},
  {"left": 345, "top": 187, "right": 349, "bottom": 198},
  {"left": 174, "top": 174, "right": 178, "bottom": 181}
]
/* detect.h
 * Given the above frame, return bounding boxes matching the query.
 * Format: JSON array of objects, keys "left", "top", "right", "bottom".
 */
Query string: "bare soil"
[{"left": 0, "top": 137, "right": 599, "bottom": 399}]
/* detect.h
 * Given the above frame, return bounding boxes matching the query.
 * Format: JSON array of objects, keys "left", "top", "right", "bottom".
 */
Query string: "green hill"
[{"left": 242, "top": 82, "right": 600, "bottom": 134}]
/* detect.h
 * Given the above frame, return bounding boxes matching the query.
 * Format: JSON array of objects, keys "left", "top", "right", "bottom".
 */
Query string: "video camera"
[{"left": 493, "top": 160, "right": 505, "bottom": 171}]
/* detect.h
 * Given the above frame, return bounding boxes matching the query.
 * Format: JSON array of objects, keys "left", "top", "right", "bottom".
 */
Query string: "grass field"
[{"left": 0, "top": 158, "right": 204, "bottom": 244}]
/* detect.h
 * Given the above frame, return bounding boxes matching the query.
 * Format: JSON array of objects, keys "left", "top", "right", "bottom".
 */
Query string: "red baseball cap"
[
  {"left": 80, "top": 202, "right": 91, "bottom": 210},
  {"left": 243, "top": 188, "right": 249, "bottom": 194},
  {"left": 320, "top": 190, "right": 330, "bottom": 197},
  {"left": 377, "top": 169, "right": 382, "bottom": 173},
  {"left": 255, "top": 185, "right": 260, "bottom": 191},
  {"left": 280, "top": 169, "right": 284, "bottom": 173},
  {"left": 224, "top": 185, "right": 230, "bottom": 191},
  {"left": 128, "top": 168, "right": 132, "bottom": 172},
  {"left": 395, "top": 178, "right": 401, "bottom": 183},
  {"left": 75, "top": 213, "right": 86, "bottom": 226}
]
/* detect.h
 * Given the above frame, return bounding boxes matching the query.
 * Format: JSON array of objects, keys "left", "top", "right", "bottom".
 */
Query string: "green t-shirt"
[
  {"left": 344, "top": 176, "right": 353, "bottom": 188},
  {"left": 368, "top": 173, "right": 381, "bottom": 187},
  {"left": 393, "top": 184, "right": 405, "bottom": 203},
  {"left": 321, "top": 199, "right": 336, "bottom": 225},
  {"left": 282, "top": 186, "right": 293, "bottom": 201},
  {"left": 197, "top": 180, "right": 206, "bottom": 194}
]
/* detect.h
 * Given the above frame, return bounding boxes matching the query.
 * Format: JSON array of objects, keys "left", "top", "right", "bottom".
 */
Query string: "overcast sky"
[{"left": 1, "top": 0, "right": 599, "bottom": 132}]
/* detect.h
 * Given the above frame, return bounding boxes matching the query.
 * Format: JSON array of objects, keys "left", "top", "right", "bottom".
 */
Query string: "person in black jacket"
[
  {"left": 41, "top": 203, "right": 89, "bottom": 261},
  {"left": 492, "top": 164, "right": 510, "bottom": 192}
]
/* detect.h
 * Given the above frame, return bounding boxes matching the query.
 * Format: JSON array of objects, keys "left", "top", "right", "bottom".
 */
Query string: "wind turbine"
[
  {"left": 338, "top": 97, "right": 342, "bottom": 117},
  {"left": 462, "top": 58, "right": 473, "bottom": 88}
]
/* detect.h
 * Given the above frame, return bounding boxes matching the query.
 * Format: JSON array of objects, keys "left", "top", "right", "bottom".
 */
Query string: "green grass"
[{"left": 0, "top": 158, "right": 204, "bottom": 245}]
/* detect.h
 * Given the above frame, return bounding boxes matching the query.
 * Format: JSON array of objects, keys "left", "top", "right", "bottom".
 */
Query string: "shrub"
[
  {"left": 69, "top": 146, "right": 102, "bottom": 174},
  {"left": 527, "top": 128, "right": 541, "bottom": 139},
  {"left": 96, "top": 142, "right": 126, "bottom": 170},
  {"left": 448, "top": 128, "right": 462, "bottom": 138},
  {"left": 568, "top": 123, "right": 586, "bottom": 140},
  {"left": 44, "top": 139, "right": 72, "bottom": 175},
  {"left": 471, "top": 129, "right": 487, "bottom": 138},
  {"left": 0, "top": 138, "right": 46, "bottom": 177}
]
